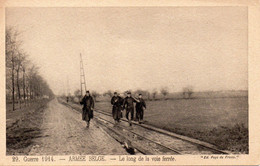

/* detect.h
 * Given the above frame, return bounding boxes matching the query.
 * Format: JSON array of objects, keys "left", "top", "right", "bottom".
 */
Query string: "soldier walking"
[
  {"left": 136, "top": 93, "right": 146, "bottom": 124},
  {"left": 111, "top": 92, "right": 123, "bottom": 124},
  {"left": 80, "top": 91, "right": 95, "bottom": 128},
  {"left": 123, "top": 91, "right": 139, "bottom": 126}
]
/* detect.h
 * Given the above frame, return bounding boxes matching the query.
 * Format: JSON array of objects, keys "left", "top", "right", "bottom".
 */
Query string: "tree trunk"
[
  {"left": 27, "top": 83, "right": 31, "bottom": 105},
  {"left": 26, "top": 84, "right": 29, "bottom": 106},
  {"left": 23, "top": 69, "right": 26, "bottom": 106},
  {"left": 11, "top": 53, "right": 15, "bottom": 111},
  {"left": 31, "top": 88, "right": 34, "bottom": 100},
  {"left": 16, "top": 66, "right": 21, "bottom": 109}
]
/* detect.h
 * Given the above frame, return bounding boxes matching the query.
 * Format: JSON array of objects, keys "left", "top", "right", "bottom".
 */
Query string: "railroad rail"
[{"left": 59, "top": 99, "right": 229, "bottom": 155}]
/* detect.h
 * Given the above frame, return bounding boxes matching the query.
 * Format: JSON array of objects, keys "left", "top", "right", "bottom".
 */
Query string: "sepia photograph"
[{"left": 2, "top": 1, "right": 259, "bottom": 164}]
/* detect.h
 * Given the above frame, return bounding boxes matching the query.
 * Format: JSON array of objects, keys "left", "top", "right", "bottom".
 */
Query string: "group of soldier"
[{"left": 80, "top": 90, "right": 146, "bottom": 128}]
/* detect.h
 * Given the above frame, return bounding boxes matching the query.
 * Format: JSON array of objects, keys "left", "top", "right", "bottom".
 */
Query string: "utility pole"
[{"left": 80, "top": 53, "right": 87, "bottom": 97}]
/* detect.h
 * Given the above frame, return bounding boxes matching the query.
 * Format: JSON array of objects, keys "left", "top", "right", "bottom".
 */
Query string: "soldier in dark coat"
[
  {"left": 111, "top": 92, "right": 123, "bottom": 124},
  {"left": 123, "top": 91, "right": 139, "bottom": 126},
  {"left": 136, "top": 94, "right": 146, "bottom": 124},
  {"left": 80, "top": 91, "right": 95, "bottom": 128}
]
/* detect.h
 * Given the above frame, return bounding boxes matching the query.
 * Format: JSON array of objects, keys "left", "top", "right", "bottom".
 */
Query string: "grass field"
[{"left": 95, "top": 96, "right": 248, "bottom": 153}]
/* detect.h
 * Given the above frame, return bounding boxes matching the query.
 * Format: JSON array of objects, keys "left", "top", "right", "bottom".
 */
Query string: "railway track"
[
  {"left": 59, "top": 100, "right": 229, "bottom": 155},
  {"left": 60, "top": 100, "right": 179, "bottom": 154},
  {"left": 93, "top": 109, "right": 229, "bottom": 154},
  {"left": 97, "top": 115, "right": 182, "bottom": 155}
]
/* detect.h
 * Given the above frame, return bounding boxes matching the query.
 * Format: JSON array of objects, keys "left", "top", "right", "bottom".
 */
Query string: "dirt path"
[{"left": 29, "top": 98, "right": 127, "bottom": 155}]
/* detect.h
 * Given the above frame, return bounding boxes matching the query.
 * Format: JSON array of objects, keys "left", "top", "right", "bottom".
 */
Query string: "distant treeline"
[
  {"left": 70, "top": 88, "right": 247, "bottom": 102},
  {"left": 6, "top": 27, "right": 54, "bottom": 111}
]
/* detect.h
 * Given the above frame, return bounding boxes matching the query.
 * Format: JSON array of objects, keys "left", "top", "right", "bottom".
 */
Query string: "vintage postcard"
[{"left": 0, "top": 0, "right": 260, "bottom": 165}]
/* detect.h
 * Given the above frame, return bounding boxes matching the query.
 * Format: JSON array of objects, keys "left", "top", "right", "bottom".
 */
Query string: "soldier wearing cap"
[
  {"left": 123, "top": 91, "right": 139, "bottom": 126},
  {"left": 80, "top": 90, "right": 95, "bottom": 128},
  {"left": 136, "top": 93, "right": 146, "bottom": 124},
  {"left": 111, "top": 92, "right": 124, "bottom": 124}
]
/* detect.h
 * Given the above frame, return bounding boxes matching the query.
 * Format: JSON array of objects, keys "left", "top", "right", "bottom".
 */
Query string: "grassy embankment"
[{"left": 6, "top": 99, "right": 51, "bottom": 155}]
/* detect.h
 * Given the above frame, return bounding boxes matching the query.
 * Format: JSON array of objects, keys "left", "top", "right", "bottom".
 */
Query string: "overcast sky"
[{"left": 6, "top": 7, "right": 248, "bottom": 95}]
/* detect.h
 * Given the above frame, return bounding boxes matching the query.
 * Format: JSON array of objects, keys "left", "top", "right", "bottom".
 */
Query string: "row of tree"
[
  {"left": 73, "top": 86, "right": 194, "bottom": 101},
  {"left": 6, "top": 27, "right": 54, "bottom": 111}
]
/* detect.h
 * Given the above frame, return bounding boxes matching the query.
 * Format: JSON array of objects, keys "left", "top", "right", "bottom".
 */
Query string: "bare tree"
[
  {"left": 6, "top": 27, "right": 54, "bottom": 111},
  {"left": 11, "top": 48, "right": 15, "bottom": 111},
  {"left": 21, "top": 60, "right": 28, "bottom": 106},
  {"left": 152, "top": 89, "right": 157, "bottom": 100},
  {"left": 6, "top": 27, "right": 20, "bottom": 111},
  {"left": 160, "top": 87, "right": 169, "bottom": 100},
  {"left": 74, "top": 89, "right": 81, "bottom": 98},
  {"left": 91, "top": 91, "right": 100, "bottom": 101},
  {"left": 147, "top": 91, "right": 151, "bottom": 100},
  {"left": 25, "top": 75, "right": 30, "bottom": 105},
  {"left": 103, "top": 90, "right": 113, "bottom": 98},
  {"left": 27, "top": 65, "right": 39, "bottom": 100},
  {"left": 133, "top": 89, "right": 150, "bottom": 100},
  {"left": 183, "top": 86, "right": 194, "bottom": 99},
  {"left": 15, "top": 51, "right": 26, "bottom": 109}
]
